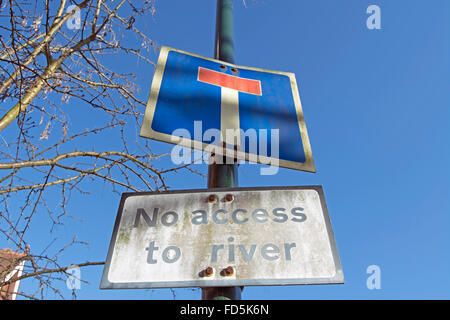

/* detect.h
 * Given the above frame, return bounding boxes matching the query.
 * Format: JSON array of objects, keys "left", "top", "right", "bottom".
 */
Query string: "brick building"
[{"left": 0, "top": 249, "right": 27, "bottom": 300}]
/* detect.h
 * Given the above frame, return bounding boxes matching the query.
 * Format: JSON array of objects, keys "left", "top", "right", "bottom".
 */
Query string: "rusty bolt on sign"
[
  {"left": 208, "top": 194, "right": 218, "bottom": 203},
  {"left": 224, "top": 194, "right": 234, "bottom": 203},
  {"left": 224, "top": 266, "right": 234, "bottom": 276},
  {"left": 204, "top": 267, "right": 214, "bottom": 277}
]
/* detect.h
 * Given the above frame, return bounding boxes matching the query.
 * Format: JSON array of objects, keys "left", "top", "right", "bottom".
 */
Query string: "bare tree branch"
[{"left": 0, "top": 0, "right": 202, "bottom": 300}]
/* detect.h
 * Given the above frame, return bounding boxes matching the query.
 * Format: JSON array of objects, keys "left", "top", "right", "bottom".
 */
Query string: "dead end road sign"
[
  {"left": 140, "top": 46, "right": 315, "bottom": 172},
  {"left": 100, "top": 186, "right": 343, "bottom": 289}
]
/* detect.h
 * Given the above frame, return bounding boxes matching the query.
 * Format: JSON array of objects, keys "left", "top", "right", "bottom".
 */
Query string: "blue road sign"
[{"left": 140, "top": 46, "right": 315, "bottom": 172}]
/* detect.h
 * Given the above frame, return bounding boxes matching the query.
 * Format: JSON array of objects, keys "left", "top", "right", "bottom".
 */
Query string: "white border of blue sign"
[{"left": 140, "top": 46, "right": 315, "bottom": 172}]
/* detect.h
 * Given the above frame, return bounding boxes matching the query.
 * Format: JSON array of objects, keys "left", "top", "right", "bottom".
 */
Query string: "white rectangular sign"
[{"left": 100, "top": 186, "right": 344, "bottom": 289}]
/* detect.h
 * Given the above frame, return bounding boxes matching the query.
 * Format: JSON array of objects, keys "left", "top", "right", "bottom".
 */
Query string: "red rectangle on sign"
[{"left": 198, "top": 67, "right": 262, "bottom": 95}]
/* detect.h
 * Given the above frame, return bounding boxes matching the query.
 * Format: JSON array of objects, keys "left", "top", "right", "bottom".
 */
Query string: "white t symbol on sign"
[{"left": 197, "top": 67, "right": 262, "bottom": 149}]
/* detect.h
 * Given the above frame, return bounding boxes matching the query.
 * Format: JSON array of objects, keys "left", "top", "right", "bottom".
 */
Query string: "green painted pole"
[
  {"left": 201, "top": 0, "right": 242, "bottom": 300},
  {"left": 214, "top": 0, "right": 235, "bottom": 64}
]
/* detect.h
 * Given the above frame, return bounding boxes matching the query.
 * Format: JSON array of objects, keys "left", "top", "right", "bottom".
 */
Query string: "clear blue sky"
[{"left": 17, "top": 0, "right": 450, "bottom": 299}]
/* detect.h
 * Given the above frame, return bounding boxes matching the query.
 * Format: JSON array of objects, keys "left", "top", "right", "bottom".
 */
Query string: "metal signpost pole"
[{"left": 201, "top": 0, "right": 242, "bottom": 300}]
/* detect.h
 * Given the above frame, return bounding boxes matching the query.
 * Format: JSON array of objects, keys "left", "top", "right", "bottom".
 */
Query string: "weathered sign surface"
[{"left": 100, "top": 186, "right": 343, "bottom": 289}]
